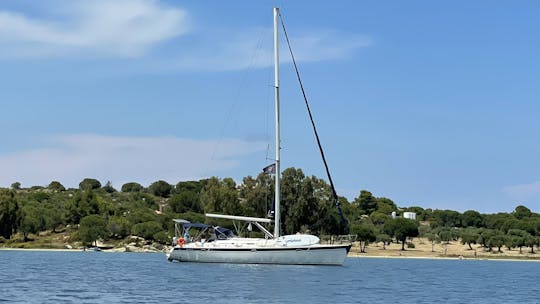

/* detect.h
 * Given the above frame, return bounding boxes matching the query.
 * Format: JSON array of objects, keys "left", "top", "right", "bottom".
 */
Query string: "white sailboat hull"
[{"left": 168, "top": 244, "right": 350, "bottom": 265}]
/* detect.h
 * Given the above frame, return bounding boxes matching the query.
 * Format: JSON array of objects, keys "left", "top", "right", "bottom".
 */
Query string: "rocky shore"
[{"left": 0, "top": 232, "right": 172, "bottom": 253}]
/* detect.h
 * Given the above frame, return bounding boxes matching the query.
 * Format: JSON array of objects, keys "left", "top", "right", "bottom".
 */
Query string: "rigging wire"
[
  {"left": 204, "top": 26, "right": 271, "bottom": 178},
  {"left": 278, "top": 12, "right": 349, "bottom": 233}
]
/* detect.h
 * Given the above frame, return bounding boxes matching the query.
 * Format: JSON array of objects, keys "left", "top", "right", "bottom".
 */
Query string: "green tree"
[
  {"left": 148, "top": 180, "right": 173, "bottom": 197},
  {"left": 513, "top": 205, "right": 532, "bottom": 220},
  {"left": 127, "top": 210, "right": 157, "bottom": 225},
  {"left": 460, "top": 228, "right": 480, "bottom": 250},
  {"left": 278, "top": 169, "right": 336, "bottom": 235},
  {"left": 501, "top": 218, "right": 522, "bottom": 233},
  {"left": 310, "top": 177, "right": 344, "bottom": 235},
  {"left": 121, "top": 182, "right": 144, "bottom": 193},
  {"left": 461, "top": 210, "right": 483, "bottom": 228},
  {"left": 436, "top": 228, "right": 454, "bottom": 244},
  {"left": 477, "top": 228, "right": 496, "bottom": 250},
  {"left": 79, "top": 178, "right": 101, "bottom": 191},
  {"left": 279, "top": 168, "right": 306, "bottom": 234},
  {"left": 311, "top": 204, "right": 343, "bottom": 236},
  {"left": 376, "top": 197, "right": 397, "bottom": 215},
  {"left": 43, "top": 204, "right": 64, "bottom": 233},
  {"left": 524, "top": 234, "right": 538, "bottom": 254},
  {"left": 285, "top": 177, "right": 320, "bottom": 234},
  {"left": 153, "top": 231, "right": 170, "bottom": 244},
  {"left": 432, "top": 209, "right": 462, "bottom": 228},
  {"left": 370, "top": 211, "right": 390, "bottom": 226},
  {"left": 422, "top": 208, "right": 434, "bottom": 222},
  {"left": 19, "top": 203, "right": 45, "bottom": 241},
  {"left": 67, "top": 191, "right": 100, "bottom": 224},
  {"left": 350, "top": 223, "right": 376, "bottom": 253},
  {"left": 108, "top": 216, "right": 130, "bottom": 238},
  {"left": 0, "top": 189, "right": 19, "bottom": 239},
  {"left": 239, "top": 174, "right": 273, "bottom": 218},
  {"left": 30, "top": 191, "right": 50, "bottom": 203},
  {"left": 354, "top": 190, "right": 378, "bottom": 215},
  {"left": 483, "top": 213, "right": 513, "bottom": 230},
  {"left": 418, "top": 224, "right": 431, "bottom": 237},
  {"left": 48, "top": 181, "right": 65, "bottom": 192},
  {"left": 376, "top": 233, "right": 392, "bottom": 249},
  {"left": 10, "top": 182, "right": 21, "bottom": 190},
  {"left": 131, "top": 221, "right": 163, "bottom": 240},
  {"left": 487, "top": 232, "right": 506, "bottom": 253},
  {"left": 505, "top": 229, "right": 530, "bottom": 253},
  {"left": 426, "top": 232, "right": 441, "bottom": 252},
  {"left": 169, "top": 191, "right": 201, "bottom": 213},
  {"left": 102, "top": 181, "right": 117, "bottom": 193},
  {"left": 78, "top": 215, "right": 108, "bottom": 246},
  {"left": 200, "top": 177, "right": 240, "bottom": 216},
  {"left": 384, "top": 218, "right": 419, "bottom": 250},
  {"left": 127, "top": 192, "right": 156, "bottom": 209},
  {"left": 173, "top": 180, "right": 204, "bottom": 195}
]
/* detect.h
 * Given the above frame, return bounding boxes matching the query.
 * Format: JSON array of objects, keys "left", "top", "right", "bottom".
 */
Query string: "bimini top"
[
  {"left": 183, "top": 223, "right": 210, "bottom": 229},
  {"left": 173, "top": 219, "right": 210, "bottom": 230}
]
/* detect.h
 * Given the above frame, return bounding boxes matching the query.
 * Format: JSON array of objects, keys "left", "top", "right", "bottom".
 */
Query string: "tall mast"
[{"left": 273, "top": 7, "right": 281, "bottom": 238}]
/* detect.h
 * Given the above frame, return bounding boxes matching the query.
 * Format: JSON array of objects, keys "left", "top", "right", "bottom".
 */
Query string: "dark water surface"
[{"left": 1, "top": 250, "right": 539, "bottom": 303}]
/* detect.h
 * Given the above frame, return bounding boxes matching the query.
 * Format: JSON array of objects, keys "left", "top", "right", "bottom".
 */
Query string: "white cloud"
[
  {"left": 0, "top": 1, "right": 371, "bottom": 69},
  {"left": 503, "top": 181, "right": 540, "bottom": 200},
  {"left": 285, "top": 30, "right": 372, "bottom": 62},
  {"left": 0, "top": 134, "right": 265, "bottom": 188},
  {"left": 167, "top": 27, "right": 372, "bottom": 72},
  {"left": 0, "top": 0, "right": 189, "bottom": 58}
]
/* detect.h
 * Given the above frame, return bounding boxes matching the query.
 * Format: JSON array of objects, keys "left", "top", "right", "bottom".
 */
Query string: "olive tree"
[
  {"left": 384, "top": 218, "right": 419, "bottom": 250},
  {"left": 78, "top": 215, "right": 108, "bottom": 247}
]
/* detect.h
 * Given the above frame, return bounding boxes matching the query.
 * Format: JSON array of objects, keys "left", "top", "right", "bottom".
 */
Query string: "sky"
[{"left": 1, "top": 0, "right": 539, "bottom": 213}]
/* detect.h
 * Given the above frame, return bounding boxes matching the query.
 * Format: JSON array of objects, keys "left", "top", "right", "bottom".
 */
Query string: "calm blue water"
[{"left": 1, "top": 251, "right": 539, "bottom": 303}]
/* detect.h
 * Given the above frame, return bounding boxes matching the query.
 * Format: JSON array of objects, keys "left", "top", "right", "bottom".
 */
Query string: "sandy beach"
[{"left": 347, "top": 237, "right": 540, "bottom": 261}]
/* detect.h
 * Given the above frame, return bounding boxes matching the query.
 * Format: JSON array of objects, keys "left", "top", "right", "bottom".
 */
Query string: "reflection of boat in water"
[{"left": 167, "top": 7, "right": 350, "bottom": 265}]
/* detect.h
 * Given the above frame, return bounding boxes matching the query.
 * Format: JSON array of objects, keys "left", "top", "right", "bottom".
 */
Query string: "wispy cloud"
[
  {"left": 0, "top": 1, "right": 371, "bottom": 69},
  {"left": 0, "top": 134, "right": 265, "bottom": 188},
  {"left": 503, "top": 181, "right": 540, "bottom": 200},
  {"left": 285, "top": 30, "right": 372, "bottom": 62},
  {"left": 166, "top": 27, "right": 372, "bottom": 72},
  {"left": 0, "top": 0, "right": 189, "bottom": 58}
]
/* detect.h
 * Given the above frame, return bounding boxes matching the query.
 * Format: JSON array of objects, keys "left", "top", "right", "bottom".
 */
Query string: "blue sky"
[{"left": 1, "top": 0, "right": 539, "bottom": 213}]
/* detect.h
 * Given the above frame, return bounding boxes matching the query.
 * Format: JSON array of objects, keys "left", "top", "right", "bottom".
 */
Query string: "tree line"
[{"left": 1, "top": 168, "right": 539, "bottom": 253}]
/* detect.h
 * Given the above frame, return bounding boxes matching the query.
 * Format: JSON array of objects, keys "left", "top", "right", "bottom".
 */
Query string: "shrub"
[
  {"left": 131, "top": 221, "right": 163, "bottom": 240},
  {"left": 153, "top": 231, "right": 170, "bottom": 244}
]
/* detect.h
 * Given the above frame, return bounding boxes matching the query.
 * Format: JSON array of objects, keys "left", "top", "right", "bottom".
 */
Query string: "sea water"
[{"left": 1, "top": 250, "right": 539, "bottom": 303}]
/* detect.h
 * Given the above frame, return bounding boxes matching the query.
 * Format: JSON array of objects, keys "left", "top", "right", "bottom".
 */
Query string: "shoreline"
[
  {"left": 3, "top": 247, "right": 540, "bottom": 262},
  {"left": 0, "top": 247, "right": 166, "bottom": 253},
  {"left": 348, "top": 253, "right": 540, "bottom": 262},
  {"left": 0, "top": 247, "right": 83, "bottom": 252}
]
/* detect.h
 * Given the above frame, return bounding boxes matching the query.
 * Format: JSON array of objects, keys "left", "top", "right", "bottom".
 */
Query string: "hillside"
[{"left": 1, "top": 174, "right": 540, "bottom": 259}]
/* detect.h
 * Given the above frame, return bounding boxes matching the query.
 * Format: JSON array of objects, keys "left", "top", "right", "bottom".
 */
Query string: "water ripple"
[{"left": 1, "top": 251, "right": 540, "bottom": 303}]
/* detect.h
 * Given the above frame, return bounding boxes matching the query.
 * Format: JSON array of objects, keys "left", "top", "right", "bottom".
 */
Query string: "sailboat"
[{"left": 167, "top": 7, "right": 351, "bottom": 265}]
